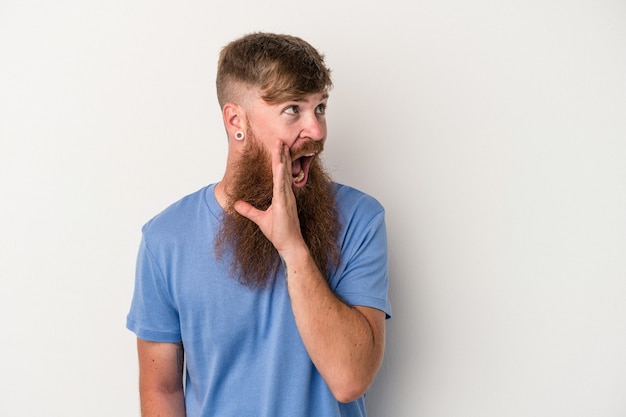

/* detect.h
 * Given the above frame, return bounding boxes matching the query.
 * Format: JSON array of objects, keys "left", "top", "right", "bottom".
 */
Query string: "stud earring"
[{"left": 235, "top": 131, "right": 245, "bottom": 141}]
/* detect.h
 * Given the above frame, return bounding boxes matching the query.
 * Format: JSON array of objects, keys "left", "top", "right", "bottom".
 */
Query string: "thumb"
[{"left": 233, "top": 200, "right": 263, "bottom": 223}]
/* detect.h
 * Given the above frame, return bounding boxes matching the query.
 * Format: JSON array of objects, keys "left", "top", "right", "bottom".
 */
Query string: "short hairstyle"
[{"left": 216, "top": 32, "right": 332, "bottom": 108}]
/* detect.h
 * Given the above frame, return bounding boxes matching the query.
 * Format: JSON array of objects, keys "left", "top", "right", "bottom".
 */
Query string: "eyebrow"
[{"left": 293, "top": 93, "right": 329, "bottom": 102}]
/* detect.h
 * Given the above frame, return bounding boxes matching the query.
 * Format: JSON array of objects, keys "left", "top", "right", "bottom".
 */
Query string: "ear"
[{"left": 222, "top": 102, "right": 245, "bottom": 140}]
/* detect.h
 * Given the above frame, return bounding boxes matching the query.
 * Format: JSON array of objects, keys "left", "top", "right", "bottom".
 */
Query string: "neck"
[
  {"left": 215, "top": 145, "right": 248, "bottom": 209},
  {"left": 214, "top": 179, "right": 231, "bottom": 210}
]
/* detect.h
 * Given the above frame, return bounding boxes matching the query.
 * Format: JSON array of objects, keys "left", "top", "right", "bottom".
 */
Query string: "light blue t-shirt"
[{"left": 127, "top": 183, "right": 391, "bottom": 417}]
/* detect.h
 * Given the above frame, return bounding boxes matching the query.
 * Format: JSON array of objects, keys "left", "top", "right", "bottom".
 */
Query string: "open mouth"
[{"left": 291, "top": 152, "right": 316, "bottom": 187}]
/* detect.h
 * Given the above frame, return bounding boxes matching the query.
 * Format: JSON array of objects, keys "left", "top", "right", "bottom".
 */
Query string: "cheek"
[
  {"left": 259, "top": 123, "right": 291, "bottom": 142},
  {"left": 278, "top": 128, "right": 301, "bottom": 148}
]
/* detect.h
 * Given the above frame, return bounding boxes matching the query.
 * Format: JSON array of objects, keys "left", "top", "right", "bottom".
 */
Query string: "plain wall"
[{"left": 1, "top": 1, "right": 625, "bottom": 416}]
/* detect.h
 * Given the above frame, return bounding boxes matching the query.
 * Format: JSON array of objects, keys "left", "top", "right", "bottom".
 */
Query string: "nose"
[{"left": 300, "top": 112, "right": 326, "bottom": 142}]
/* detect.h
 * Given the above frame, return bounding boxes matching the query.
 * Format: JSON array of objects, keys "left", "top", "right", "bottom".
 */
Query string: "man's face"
[
  {"left": 215, "top": 91, "right": 340, "bottom": 288},
  {"left": 243, "top": 91, "right": 329, "bottom": 190}
]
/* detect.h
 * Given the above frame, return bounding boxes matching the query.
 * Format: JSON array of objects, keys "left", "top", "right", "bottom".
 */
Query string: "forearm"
[
  {"left": 140, "top": 388, "right": 186, "bottom": 417},
  {"left": 283, "top": 245, "right": 385, "bottom": 403}
]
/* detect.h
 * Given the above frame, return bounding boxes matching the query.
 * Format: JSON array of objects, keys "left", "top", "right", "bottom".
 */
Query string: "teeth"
[
  {"left": 294, "top": 171, "right": 305, "bottom": 183},
  {"left": 292, "top": 152, "right": 316, "bottom": 160}
]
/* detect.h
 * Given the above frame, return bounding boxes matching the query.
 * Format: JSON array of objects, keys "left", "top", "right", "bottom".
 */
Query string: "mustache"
[{"left": 290, "top": 141, "right": 324, "bottom": 157}]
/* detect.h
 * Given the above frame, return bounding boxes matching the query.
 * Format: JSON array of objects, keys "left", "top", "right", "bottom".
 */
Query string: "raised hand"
[{"left": 233, "top": 140, "right": 306, "bottom": 259}]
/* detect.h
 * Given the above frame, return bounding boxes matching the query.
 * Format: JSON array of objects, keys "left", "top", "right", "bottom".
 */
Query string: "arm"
[
  {"left": 282, "top": 245, "right": 386, "bottom": 402},
  {"left": 234, "top": 141, "right": 386, "bottom": 402},
  {"left": 137, "top": 339, "right": 186, "bottom": 417}
]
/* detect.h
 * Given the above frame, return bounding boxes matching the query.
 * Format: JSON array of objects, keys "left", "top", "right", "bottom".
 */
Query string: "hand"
[{"left": 234, "top": 140, "right": 305, "bottom": 257}]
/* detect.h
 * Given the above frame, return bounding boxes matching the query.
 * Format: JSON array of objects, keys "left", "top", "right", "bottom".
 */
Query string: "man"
[{"left": 127, "top": 32, "right": 391, "bottom": 417}]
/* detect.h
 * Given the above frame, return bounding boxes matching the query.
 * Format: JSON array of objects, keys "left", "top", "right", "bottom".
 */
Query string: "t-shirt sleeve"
[
  {"left": 332, "top": 195, "right": 392, "bottom": 319},
  {"left": 126, "top": 234, "right": 182, "bottom": 342}
]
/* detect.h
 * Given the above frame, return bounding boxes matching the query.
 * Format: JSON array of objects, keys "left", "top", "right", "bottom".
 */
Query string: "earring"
[{"left": 235, "top": 131, "right": 245, "bottom": 141}]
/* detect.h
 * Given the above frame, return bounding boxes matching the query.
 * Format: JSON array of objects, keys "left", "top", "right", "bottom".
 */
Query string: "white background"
[{"left": 1, "top": 1, "right": 625, "bottom": 416}]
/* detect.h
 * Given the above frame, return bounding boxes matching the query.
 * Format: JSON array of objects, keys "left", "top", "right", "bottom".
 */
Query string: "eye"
[
  {"left": 283, "top": 105, "right": 299, "bottom": 115},
  {"left": 315, "top": 103, "right": 327, "bottom": 114}
]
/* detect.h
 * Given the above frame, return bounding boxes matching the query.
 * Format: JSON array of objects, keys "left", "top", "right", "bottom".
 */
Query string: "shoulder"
[
  {"left": 141, "top": 185, "right": 215, "bottom": 242},
  {"left": 333, "top": 182, "right": 385, "bottom": 220}
]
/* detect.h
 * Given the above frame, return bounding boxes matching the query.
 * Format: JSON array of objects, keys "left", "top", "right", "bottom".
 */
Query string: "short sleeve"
[
  {"left": 332, "top": 192, "right": 392, "bottom": 319},
  {"left": 126, "top": 235, "right": 182, "bottom": 342}
]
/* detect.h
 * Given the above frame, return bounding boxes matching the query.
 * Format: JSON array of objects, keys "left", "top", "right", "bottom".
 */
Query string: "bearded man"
[{"left": 127, "top": 32, "right": 391, "bottom": 417}]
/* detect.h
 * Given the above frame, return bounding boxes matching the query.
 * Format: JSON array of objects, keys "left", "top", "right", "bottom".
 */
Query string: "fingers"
[
  {"left": 282, "top": 142, "right": 292, "bottom": 181},
  {"left": 273, "top": 140, "right": 292, "bottom": 196},
  {"left": 272, "top": 140, "right": 283, "bottom": 195}
]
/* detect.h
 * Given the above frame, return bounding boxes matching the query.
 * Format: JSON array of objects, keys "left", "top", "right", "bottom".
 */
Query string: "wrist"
[{"left": 279, "top": 242, "right": 314, "bottom": 273}]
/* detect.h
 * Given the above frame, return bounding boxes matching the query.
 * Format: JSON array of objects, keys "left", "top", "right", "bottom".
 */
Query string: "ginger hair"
[{"left": 216, "top": 32, "right": 332, "bottom": 107}]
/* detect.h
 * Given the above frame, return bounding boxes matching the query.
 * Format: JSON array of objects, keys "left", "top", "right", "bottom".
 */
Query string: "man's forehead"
[
  {"left": 291, "top": 92, "right": 329, "bottom": 102},
  {"left": 265, "top": 91, "right": 330, "bottom": 104}
]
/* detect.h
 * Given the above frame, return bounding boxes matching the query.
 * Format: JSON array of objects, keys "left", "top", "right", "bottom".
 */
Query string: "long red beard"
[{"left": 215, "top": 136, "right": 340, "bottom": 289}]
